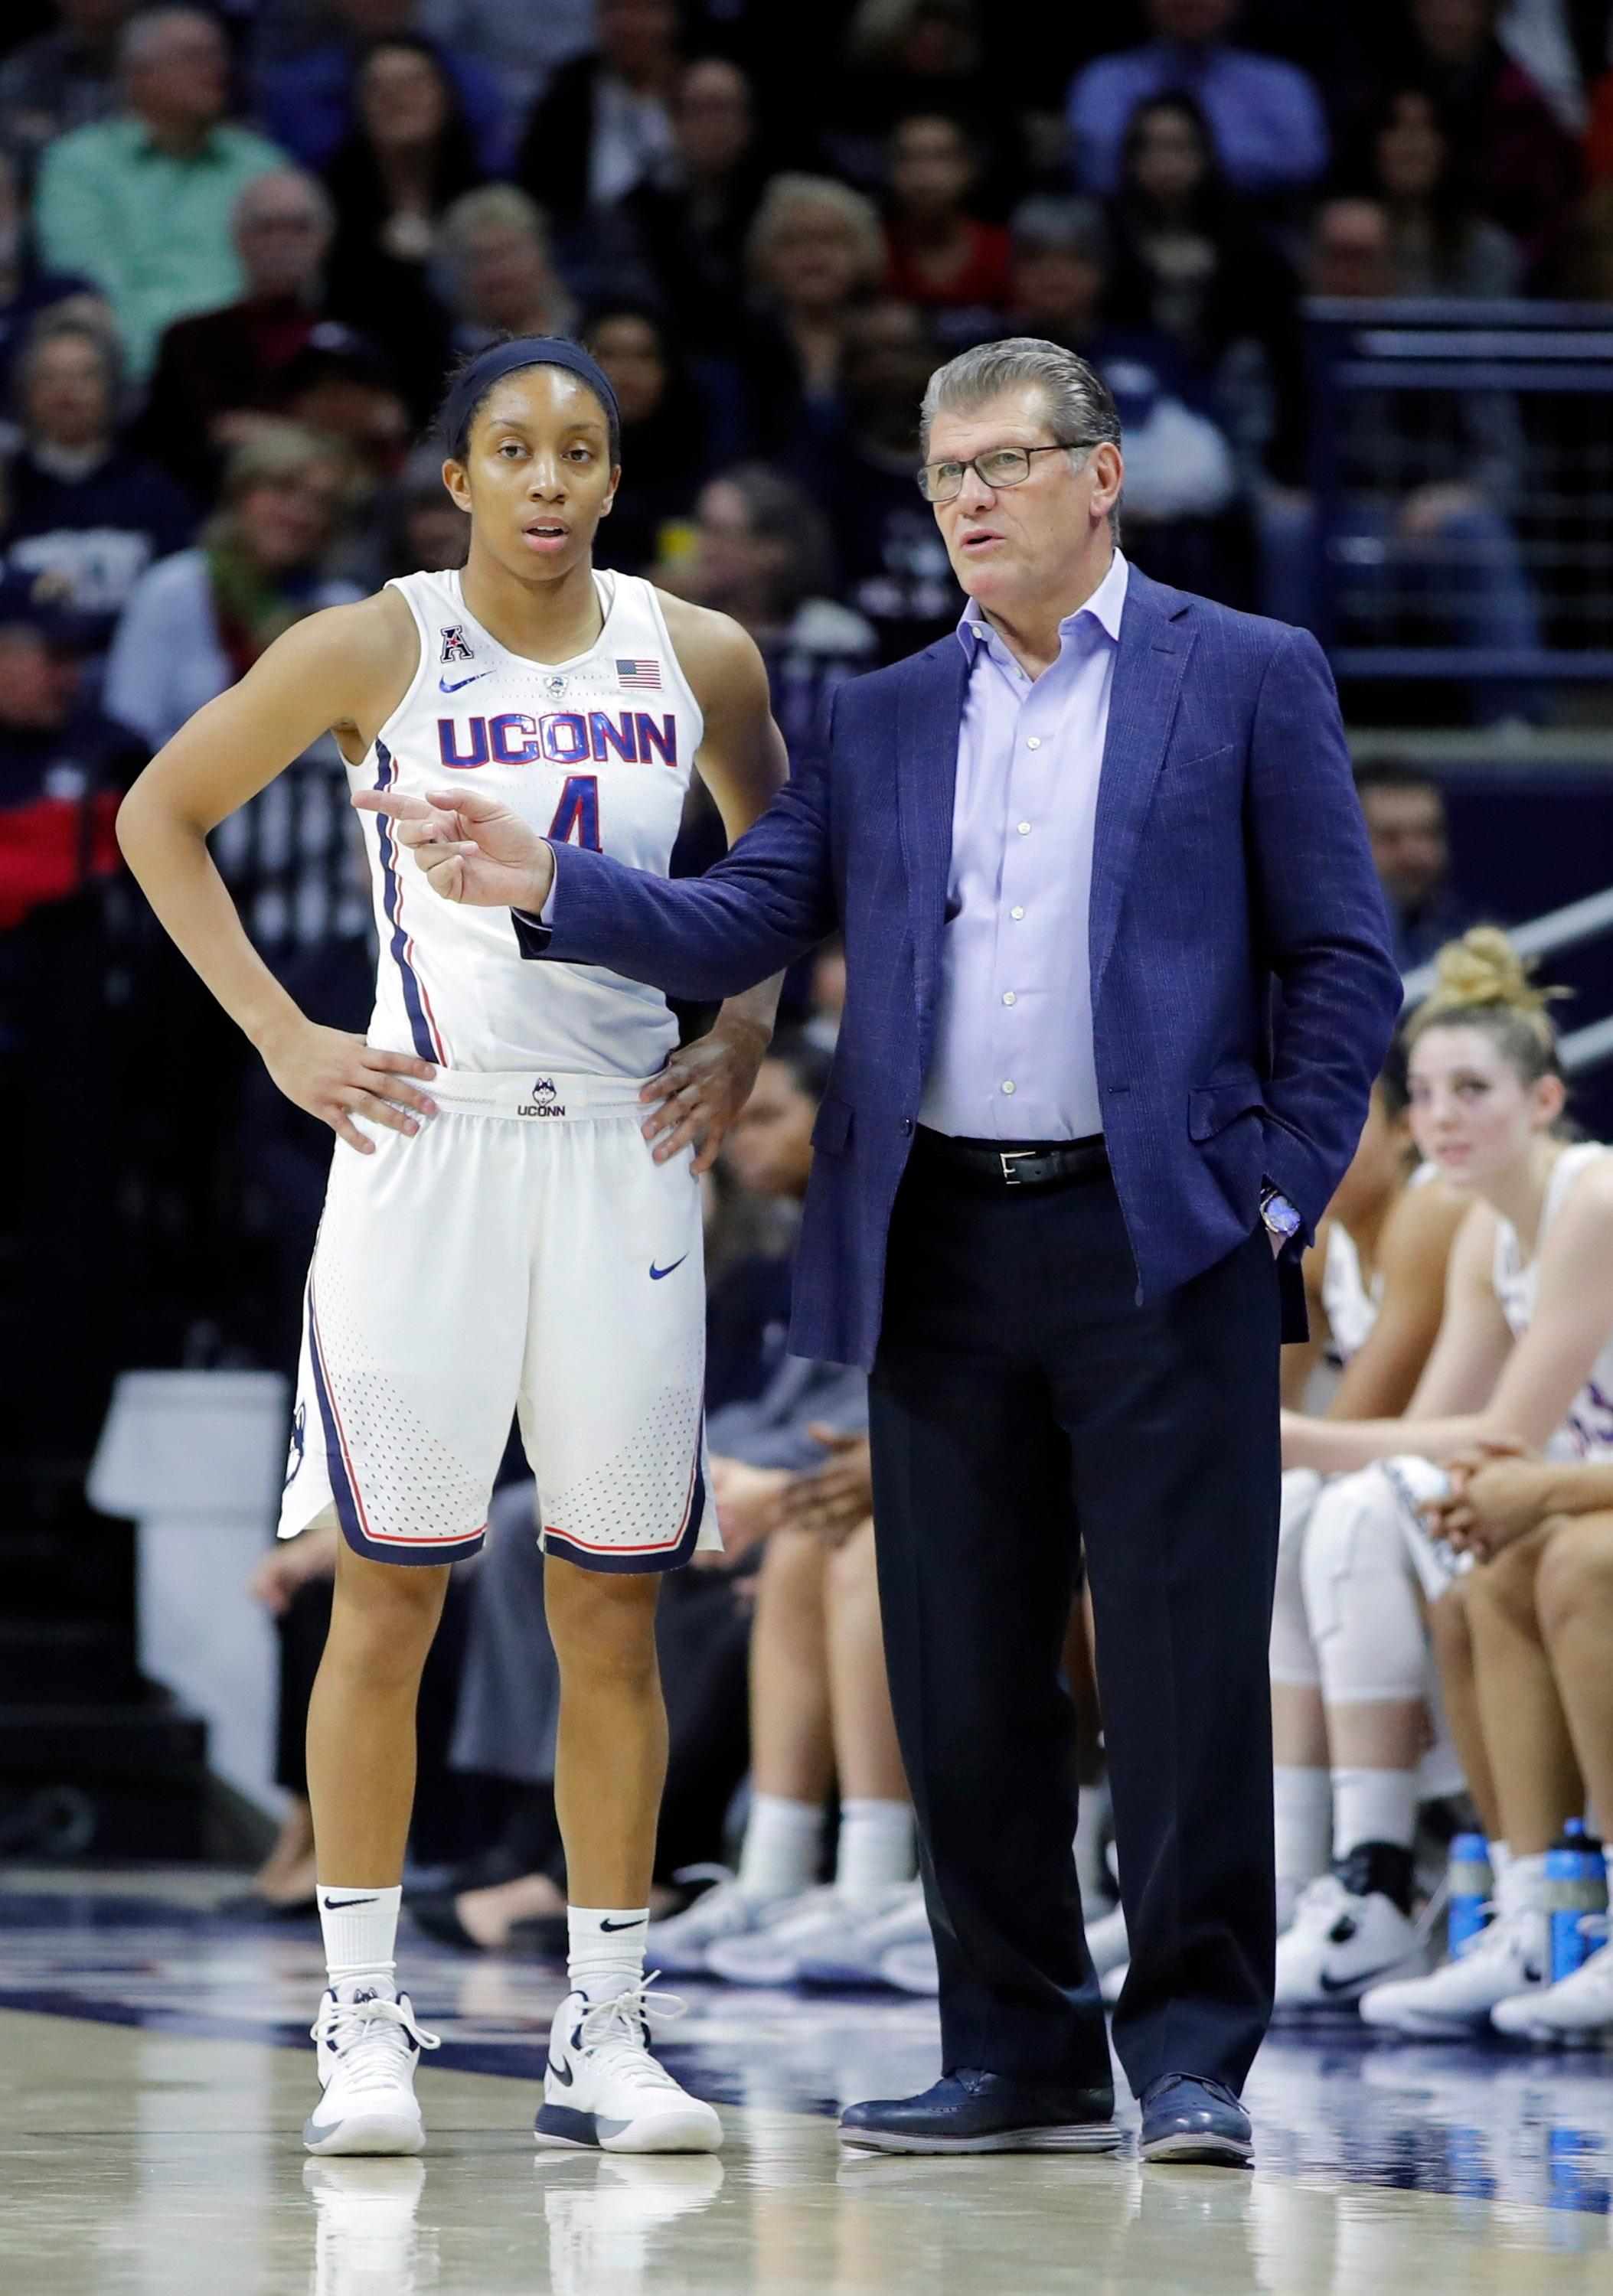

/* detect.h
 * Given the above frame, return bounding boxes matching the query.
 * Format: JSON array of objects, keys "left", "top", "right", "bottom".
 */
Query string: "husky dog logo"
[
  {"left": 284, "top": 1402, "right": 307, "bottom": 1489},
  {"left": 519, "top": 1076, "right": 565, "bottom": 1116},
  {"left": 532, "top": 1078, "right": 557, "bottom": 1097},
  {"left": 439, "top": 625, "right": 474, "bottom": 664},
  {"left": 542, "top": 672, "right": 568, "bottom": 700}
]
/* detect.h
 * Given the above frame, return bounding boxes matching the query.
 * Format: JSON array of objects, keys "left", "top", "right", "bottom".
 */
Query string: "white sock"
[
  {"left": 835, "top": 1799, "right": 915, "bottom": 1906},
  {"left": 567, "top": 1906, "right": 648, "bottom": 2005},
  {"left": 1499, "top": 1851, "right": 1547, "bottom": 1913},
  {"left": 1274, "top": 1766, "right": 1333, "bottom": 1909},
  {"left": 736, "top": 1793, "right": 822, "bottom": 1900},
  {"left": 318, "top": 1883, "right": 401, "bottom": 1993},
  {"left": 1331, "top": 1769, "right": 1419, "bottom": 1862}
]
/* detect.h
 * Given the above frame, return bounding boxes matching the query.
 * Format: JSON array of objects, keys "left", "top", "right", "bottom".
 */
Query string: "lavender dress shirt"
[{"left": 918, "top": 550, "right": 1129, "bottom": 1145}]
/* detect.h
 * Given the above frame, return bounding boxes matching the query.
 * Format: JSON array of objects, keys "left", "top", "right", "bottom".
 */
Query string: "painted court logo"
[{"left": 439, "top": 625, "right": 474, "bottom": 664}]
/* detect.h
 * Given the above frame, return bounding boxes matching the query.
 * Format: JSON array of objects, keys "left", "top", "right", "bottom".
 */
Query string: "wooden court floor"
[{"left": 2, "top": 1870, "right": 1610, "bottom": 2294}]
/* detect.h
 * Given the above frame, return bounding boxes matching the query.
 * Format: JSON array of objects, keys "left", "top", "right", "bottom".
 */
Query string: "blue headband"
[{"left": 439, "top": 336, "right": 622, "bottom": 461}]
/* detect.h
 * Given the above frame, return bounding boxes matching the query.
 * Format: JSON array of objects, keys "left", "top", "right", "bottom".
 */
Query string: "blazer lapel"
[
  {"left": 894, "top": 641, "right": 968, "bottom": 999},
  {"left": 1089, "top": 575, "right": 1194, "bottom": 1001}
]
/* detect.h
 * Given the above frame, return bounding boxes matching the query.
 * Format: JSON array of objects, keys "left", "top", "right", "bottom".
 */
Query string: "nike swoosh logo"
[
  {"left": 599, "top": 1915, "right": 646, "bottom": 1932},
  {"left": 1318, "top": 1962, "right": 1405, "bottom": 1994},
  {"left": 649, "top": 1255, "right": 688, "bottom": 1281},
  {"left": 547, "top": 2054, "right": 573, "bottom": 2087},
  {"left": 439, "top": 670, "right": 492, "bottom": 692},
  {"left": 321, "top": 1893, "right": 380, "bottom": 1910}
]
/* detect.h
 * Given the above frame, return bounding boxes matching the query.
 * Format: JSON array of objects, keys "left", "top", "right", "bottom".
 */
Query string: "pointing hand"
[{"left": 353, "top": 784, "right": 555, "bottom": 912}]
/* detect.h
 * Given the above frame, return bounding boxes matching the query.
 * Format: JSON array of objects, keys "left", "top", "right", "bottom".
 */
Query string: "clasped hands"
[
  {"left": 704, "top": 1427, "right": 873, "bottom": 1567},
  {"left": 1420, "top": 1436, "right": 1558, "bottom": 1562}
]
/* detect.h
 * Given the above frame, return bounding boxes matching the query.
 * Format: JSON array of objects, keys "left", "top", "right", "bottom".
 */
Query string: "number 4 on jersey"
[{"left": 547, "top": 775, "right": 600, "bottom": 852}]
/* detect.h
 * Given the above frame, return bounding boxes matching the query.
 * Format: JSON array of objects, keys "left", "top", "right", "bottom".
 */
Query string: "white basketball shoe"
[
  {"left": 534, "top": 1979, "right": 723, "bottom": 2154},
  {"left": 1491, "top": 1929, "right": 1613, "bottom": 2045},
  {"left": 304, "top": 1982, "right": 439, "bottom": 2156},
  {"left": 706, "top": 1885, "right": 912, "bottom": 1987},
  {"left": 879, "top": 1936, "right": 939, "bottom": 1994},
  {"left": 1360, "top": 1863, "right": 1547, "bottom": 2038},
  {"left": 795, "top": 1883, "right": 931, "bottom": 1988},
  {"left": 642, "top": 1874, "right": 808, "bottom": 1978},
  {"left": 1273, "top": 1876, "right": 1423, "bottom": 2011}
]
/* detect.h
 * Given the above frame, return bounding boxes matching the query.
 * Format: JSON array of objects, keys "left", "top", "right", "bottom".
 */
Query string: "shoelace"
[
  {"left": 314, "top": 1994, "right": 441, "bottom": 2095},
  {"left": 572, "top": 1975, "right": 688, "bottom": 2091}
]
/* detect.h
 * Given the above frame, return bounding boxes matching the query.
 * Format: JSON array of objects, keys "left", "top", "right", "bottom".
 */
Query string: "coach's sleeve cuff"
[{"left": 511, "top": 850, "right": 560, "bottom": 957}]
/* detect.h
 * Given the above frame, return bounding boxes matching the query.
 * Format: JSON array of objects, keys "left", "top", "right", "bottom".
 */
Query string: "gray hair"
[
  {"left": 920, "top": 336, "right": 1122, "bottom": 533},
  {"left": 119, "top": 7, "right": 223, "bottom": 69},
  {"left": 232, "top": 167, "right": 335, "bottom": 236}
]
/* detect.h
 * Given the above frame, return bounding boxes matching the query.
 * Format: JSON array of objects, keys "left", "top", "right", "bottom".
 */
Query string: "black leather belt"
[{"left": 912, "top": 1125, "right": 1109, "bottom": 1191}]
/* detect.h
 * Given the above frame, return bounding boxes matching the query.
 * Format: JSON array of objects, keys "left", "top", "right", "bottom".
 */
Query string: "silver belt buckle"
[{"left": 1000, "top": 1150, "right": 1033, "bottom": 1186}]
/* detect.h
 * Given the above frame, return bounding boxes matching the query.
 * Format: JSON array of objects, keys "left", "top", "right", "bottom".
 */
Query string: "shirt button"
[
  {"left": 1011, "top": 905, "right": 1025, "bottom": 919},
  {"left": 1001, "top": 1081, "right": 1016, "bottom": 1095},
  {"left": 1002, "top": 992, "right": 1016, "bottom": 1006},
  {"left": 1017, "top": 820, "right": 1031, "bottom": 835},
  {"left": 1026, "top": 736, "right": 1040, "bottom": 750}
]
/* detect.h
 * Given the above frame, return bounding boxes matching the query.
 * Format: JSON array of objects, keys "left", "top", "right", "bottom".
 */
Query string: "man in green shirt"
[{"left": 33, "top": 7, "right": 286, "bottom": 378}]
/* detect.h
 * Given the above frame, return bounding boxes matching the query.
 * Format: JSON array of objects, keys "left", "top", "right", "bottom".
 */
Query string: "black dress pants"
[{"left": 869, "top": 1154, "right": 1282, "bottom": 2099}]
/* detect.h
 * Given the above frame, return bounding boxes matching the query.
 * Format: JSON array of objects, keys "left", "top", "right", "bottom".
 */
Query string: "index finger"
[
  {"left": 367, "top": 1047, "right": 438, "bottom": 1081},
  {"left": 353, "top": 789, "right": 439, "bottom": 823}
]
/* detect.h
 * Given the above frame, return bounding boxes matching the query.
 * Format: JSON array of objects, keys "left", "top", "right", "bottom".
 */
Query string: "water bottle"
[
  {"left": 1447, "top": 1832, "right": 1493, "bottom": 1957},
  {"left": 1545, "top": 1820, "right": 1608, "bottom": 1984}
]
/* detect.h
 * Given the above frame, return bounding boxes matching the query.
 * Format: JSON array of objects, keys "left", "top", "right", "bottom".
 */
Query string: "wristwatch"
[{"left": 1260, "top": 1183, "right": 1303, "bottom": 1247}]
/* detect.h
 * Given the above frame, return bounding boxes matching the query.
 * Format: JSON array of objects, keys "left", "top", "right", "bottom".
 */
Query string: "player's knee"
[
  {"left": 1468, "top": 1531, "right": 1545, "bottom": 1631},
  {"left": 1536, "top": 1516, "right": 1613, "bottom": 1642},
  {"left": 546, "top": 1564, "right": 660, "bottom": 1689},
  {"left": 328, "top": 1560, "right": 446, "bottom": 1684},
  {"left": 824, "top": 1520, "right": 877, "bottom": 1600}
]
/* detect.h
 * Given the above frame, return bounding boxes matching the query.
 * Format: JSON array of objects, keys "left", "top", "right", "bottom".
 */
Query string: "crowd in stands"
[{"left": 5, "top": 0, "right": 1613, "bottom": 2051}]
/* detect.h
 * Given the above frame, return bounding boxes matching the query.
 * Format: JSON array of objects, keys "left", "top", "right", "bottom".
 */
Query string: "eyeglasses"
[{"left": 916, "top": 441, "right": 1092, "bottom": 505}]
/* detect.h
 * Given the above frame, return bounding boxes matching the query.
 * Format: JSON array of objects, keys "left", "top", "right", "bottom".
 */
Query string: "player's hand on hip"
[
  {"left": 642, "top": 1016, "right": 769, "bottom": 1174},
  {"left": 257, "top": 1014, "right": 437, "bottom": 1155},
  {"left": 353, "top": 785, "right": 555, "bottom": 912}
]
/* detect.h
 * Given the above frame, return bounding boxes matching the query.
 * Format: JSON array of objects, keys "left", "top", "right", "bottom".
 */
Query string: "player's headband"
[{"left": 439, "top": 337, "right": 622, "bottom": 462}]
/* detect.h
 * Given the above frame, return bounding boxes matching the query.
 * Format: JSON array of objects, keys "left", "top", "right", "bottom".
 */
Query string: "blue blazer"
[{"left": 522, "top": 569, "right": 1403, "bottom": 1368}]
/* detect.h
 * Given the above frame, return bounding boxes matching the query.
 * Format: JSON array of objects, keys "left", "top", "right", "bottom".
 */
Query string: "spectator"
[
  {"left": 103, "top": 422, "right": 358, "bottom": 752},
  {"left": 1260, "top": 199, "right": 1543, "bottom": 722},
  {"left": 414, "top": 0, "right": 594, "bottom": 119},
  {"left": 611, "top": 57, "right": 769, "bottom": 351},
  {"left": 0, "top": 578, "right": 141, "bottom": 938},
  {"left": 436, "top": 185, "right": 575, "bottom": 359},
  {"left": 1401, "top": 0, "right": 1579, "bottom": 266},
  {"left": 1353, "top": 760, "right": 1477, "bottom": 971},
  {"left": 0, "top": 0, "right": 132, "bottom": 185},
  {"left": 0, "top": 145, "right": 97, "bottom": 406},
  {"left": 664, "top": 464, "right": 876, "bottom": 765},
  {"left": 817, "top": 298, "right": 959, "bottom": 665},
  {"left": 371, "top": 445, "right": 468, "bottom": 583},
  {"left": 254, "top": 0, "right": 510, "bottom": 178},
  {"left": 1066, "top": 0, "right": 1329, "bottom": 203},
  {"left": 824, "top": 0, "right": 1019, "bottom": 211},
  {"left": 31, "top": 8, "right": 286, "bottom": 380},
  {"left": 139, "top": 168, "right": 336, "bottom": 497},
  {"left": 321, "top": 35, "right": 482, "bottom": 420},
  {"left": 579, "top": 305, "right": 714, "bottom": 575},
  {"left": 881, "top": 114, "right": 1011, "bottom": 331},
  {"left": 515, "top": 0, "right": 681, "bottom": 235},
  {"left": 272, "top": 324, "right": 412, "bottom": 500},
  {"left": 1000, "top": 202, "right": 1244, "bottom": 597},
  {"left": 2, "top": 315, "right": 194, "bottom": 650},
  {"left": 1105, "top": 93, "right": 1304, "bottom": 481},
  {"left": 740, "top": 174, "right": 885, "bottom": 448},
  {"left": 1355, "top": 86, "right": 1523, "bottom": 296}
]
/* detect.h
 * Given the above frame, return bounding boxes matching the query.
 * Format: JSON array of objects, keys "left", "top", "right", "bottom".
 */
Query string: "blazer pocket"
[
  {"left": 811, "top": 1095, "right": 854, "bottom": 1154},
  {"left": 1189, "top": 1075, "right": 1266, "bottom": 1141},
  {"left": 1171, "top": 739, "right": 1238, "bottom": 772}
]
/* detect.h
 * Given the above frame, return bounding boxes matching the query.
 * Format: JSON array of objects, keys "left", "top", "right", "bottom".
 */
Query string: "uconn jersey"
[
  {"left": 278, "top": 568, "right": 717, "bottom": 1575},
  {"left": 361, "top": 567, "right": 703, "bottom": 1078}
]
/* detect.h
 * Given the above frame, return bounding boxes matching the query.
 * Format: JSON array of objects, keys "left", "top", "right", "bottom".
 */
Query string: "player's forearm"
[
  {"left": 1521, "top": 1459, "right": 1613, "bottom": 1518},
  {"left": 1282, "top": 1408, "right": 1497, "bottom": 1474},
  {"left": 713, "top": 972, "right": 784, "bottom": 1051},
  {"left": 116, "top": 794, "right": 304, "bottom": 1052}
]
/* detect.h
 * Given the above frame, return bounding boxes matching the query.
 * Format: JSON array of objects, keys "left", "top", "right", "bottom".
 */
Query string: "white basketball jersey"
[
  {"left": 357, "top": 568, "right": 704, "bottom": 1078},
  {"left": 1321, "top": 1222, "right": 1380, "bottom": 1365},
  {"left": 1493, "top": 1140, "right": 1613, "bottom": 1458}
]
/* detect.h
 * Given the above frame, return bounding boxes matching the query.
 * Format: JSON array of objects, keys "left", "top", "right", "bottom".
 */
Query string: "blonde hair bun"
[{"left": 1425, "top": 925, "right": 1557, "bottom": 1021}]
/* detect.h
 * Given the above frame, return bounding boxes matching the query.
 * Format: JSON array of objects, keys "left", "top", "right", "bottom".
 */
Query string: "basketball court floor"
[{"left": 2, "top": 1869, "right": 1610, "bottom": 2294}]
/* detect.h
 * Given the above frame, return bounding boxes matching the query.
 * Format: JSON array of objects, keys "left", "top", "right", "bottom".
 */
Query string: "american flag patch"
[{"left": 615, "top": 657, "right": 661, "bottom": 690}]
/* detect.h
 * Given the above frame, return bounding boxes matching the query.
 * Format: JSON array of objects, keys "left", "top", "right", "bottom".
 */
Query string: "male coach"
[{"left": 374, "top": 339, "right": 1402, "bottom": 2165}]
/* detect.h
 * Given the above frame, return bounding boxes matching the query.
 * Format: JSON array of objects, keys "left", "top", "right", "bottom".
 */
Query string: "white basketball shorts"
[{"left": 277, "top": 1068, "right": 716, "bottom": 1573}]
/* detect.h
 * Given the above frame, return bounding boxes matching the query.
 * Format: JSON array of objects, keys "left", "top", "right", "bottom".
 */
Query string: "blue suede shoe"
[
  {"left": 1138, "top": 2073, "right": 1253, "bottom": 2166},
  {"left": 840, "top": 2071, "right": 1120, "bottom": 2155}
]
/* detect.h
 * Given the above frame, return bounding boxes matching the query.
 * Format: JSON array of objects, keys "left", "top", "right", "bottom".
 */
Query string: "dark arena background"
[{"left": 4, "top": 1, "right": 1613, "bottom": 2289}]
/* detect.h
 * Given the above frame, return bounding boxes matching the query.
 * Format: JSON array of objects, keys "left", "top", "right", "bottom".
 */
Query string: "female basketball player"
[
  {"left": 116, "top": 338, "right": 789, "bottom": 2157},
  {"left": 1273, "top": 931, "right": 1613, "bottom": 2025}
]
